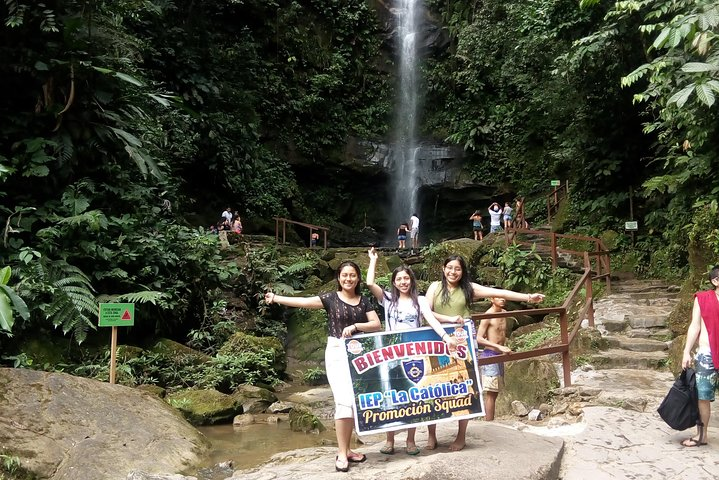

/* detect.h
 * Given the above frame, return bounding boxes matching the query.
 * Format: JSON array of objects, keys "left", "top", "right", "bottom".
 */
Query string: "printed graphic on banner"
[{"left": 345, "top": 321, "right": 484, "bottom": 435}]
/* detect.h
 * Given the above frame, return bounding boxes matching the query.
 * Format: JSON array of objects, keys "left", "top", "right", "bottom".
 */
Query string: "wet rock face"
[{"left": 371, "top": 0, "right": 451, "bottom": 59}]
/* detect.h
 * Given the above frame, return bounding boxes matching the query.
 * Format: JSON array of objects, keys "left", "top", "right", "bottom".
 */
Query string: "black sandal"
[{"left": 335, "top": 456, "right": 349, "bottom": 472}]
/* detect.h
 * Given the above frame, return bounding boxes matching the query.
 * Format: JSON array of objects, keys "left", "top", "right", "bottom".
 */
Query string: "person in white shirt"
[
  {"left": 409, "top": 213, "right": 420, "bottom": 251},
  {"left": 488, "top": 203, "right": 502, "bottom": 233}
]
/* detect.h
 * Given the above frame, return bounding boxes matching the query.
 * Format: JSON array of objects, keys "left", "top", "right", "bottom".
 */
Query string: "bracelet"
[
  {"left": 353, "top": 324, "right": 359, "bottom": 333},
  {"left": 442, "top": 333, "right": 448, "bottom": 340},
  {"left": 271, "top": 293, "right": 276, "bottom": 303}
]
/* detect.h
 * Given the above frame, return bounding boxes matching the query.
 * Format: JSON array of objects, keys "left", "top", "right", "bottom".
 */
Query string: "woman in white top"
[{"left": 366, "top": 248, "right": 460, "bottom": 455}]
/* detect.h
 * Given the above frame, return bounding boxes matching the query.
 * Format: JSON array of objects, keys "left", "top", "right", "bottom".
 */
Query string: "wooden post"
[
  {"left": 585, "top": 269, "right": 595, "bottom": 328},
  {"left": 561, "top": 310, "right": 571, "bottom": 387},
  {"left": 109, "top": 326, "right": 118, "bottom": 384},
  {"left": 275, "top": 218, "right": 279, "bottom": 245},
  {"left": 551, "top": 234, "right": 557, "bottom": 270},
  {"left": 282, "top": 219, "right": 286, "bottom": 245}
]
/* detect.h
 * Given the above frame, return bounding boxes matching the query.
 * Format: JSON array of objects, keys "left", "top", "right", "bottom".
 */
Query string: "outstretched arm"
[
  {"left": 264, "top": 292, "right": 323, "bottom": 309},
  {"left": 366, "top": 248, "right": 385, "bottom": 303},
  {"left": 471, "top": 283, "right": 544, "bottom": 303}
]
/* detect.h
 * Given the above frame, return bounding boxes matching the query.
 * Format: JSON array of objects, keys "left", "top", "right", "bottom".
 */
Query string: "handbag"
[{"left": 657, "top": 367, "right": 702, "bottom": 432}]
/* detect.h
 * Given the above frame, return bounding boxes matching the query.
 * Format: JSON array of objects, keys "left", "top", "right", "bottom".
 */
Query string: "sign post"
[{"left": 98, "top": 303, "right": 135, "bottom": 384}]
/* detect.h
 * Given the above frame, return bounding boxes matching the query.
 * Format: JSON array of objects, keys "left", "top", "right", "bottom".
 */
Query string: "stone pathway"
[{"left": 542, "top": 279, "right": 719, "bottom": 479}]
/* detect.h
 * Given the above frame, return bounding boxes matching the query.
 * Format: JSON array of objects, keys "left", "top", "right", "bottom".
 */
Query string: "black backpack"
[{"left": 657, "top": 367, "right": 702, "bottom": 431}]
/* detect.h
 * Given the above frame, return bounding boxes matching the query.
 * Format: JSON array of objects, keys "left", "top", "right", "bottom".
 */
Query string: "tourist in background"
[
  {"left": 425, "top": 254, "right": 544, "bottom": 451},
  {"left": 397, "top": 223, "right": 408, "bottom": 250},
  {"left": 502, "top": 202, "right": 513, "bottom": 230},
  {"left": 409, "top": 213, "right": 420, "bottom": 252},
  {"left": 680, "top": 265, "right": 719, "bottom": 447},
  {"left": 366, "top": 247, "right": 459, "bottom": 456},
  {"left": 488, "top": 203, "right": 502, "bottom": 233},
  {"left": 477, "top": 297, "right": 512, "bottom": 421},
  {"left": 469, "top": 210, "right": 483, "bottom": 241},
  {"left": 264, "top": 261, "right": 381, "bottom": 472}
]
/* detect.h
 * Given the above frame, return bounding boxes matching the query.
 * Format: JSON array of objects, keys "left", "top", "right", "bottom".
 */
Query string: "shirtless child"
[{"left": 477, "top": 297, "right": 512, "bottom": 421}]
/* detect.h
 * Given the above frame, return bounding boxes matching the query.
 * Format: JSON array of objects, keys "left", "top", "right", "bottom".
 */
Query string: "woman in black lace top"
[{"left": 265, "top": 260, "right": 381, "bottom": 472}]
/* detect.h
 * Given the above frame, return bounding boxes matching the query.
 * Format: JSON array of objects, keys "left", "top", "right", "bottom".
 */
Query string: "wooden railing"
[
  {"left": 473, "top": 253, "right": 598, "bottom": 387},
  {"left": 273, "top": 217, "right": 329, "bottom": 250},
  {"left": 546, "top": 181, "right": 569, "bottom": 224},
  {"left": 505, "top": 228, "right": 611, "bottom": 294}
]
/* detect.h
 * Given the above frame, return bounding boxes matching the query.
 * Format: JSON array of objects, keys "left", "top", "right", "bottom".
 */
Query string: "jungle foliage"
[{"left": 1, "top": 0, "right": 718, "bottom": 378}]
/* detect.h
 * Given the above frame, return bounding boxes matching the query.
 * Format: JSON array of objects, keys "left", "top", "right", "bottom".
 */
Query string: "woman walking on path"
[
  {"left": 366, "top": 247, "right": 460, "bottom": 456},
  {"left": 424, "top": 255, "right": 545, "bottom": 451},
  {"left": 469, "top": 211, "right": 483, "bottom": 241},
  {"left": 265, "top": 261, "right": 381, "bottom": 472}
]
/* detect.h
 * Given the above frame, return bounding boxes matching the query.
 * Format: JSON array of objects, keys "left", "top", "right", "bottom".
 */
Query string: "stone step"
[
  {"left": 625, "top": 327, "right": 672, "bottom": 341},
  {"left": 589, "top": 348, "right": 668, "bottom": 370},
  {"left": 610, "top": 281, "right": 680, "bottom": 294},
  {"left": 604, "top": 335, "right": 669, "bottom": 352},
  {"left": 626, "top": 313, "right": 668, "bottom": 329},
  {"left": 605, "top": 293, "right": 680, "bottom": 303}
]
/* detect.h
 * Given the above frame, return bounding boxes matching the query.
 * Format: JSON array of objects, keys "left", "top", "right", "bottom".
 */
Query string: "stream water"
[{"left": 191, "top": 415, "right": 337, "bottom": 479}]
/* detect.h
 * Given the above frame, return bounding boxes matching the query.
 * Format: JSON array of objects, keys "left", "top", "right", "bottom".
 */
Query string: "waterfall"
[{"left": 388, "top": 0, "right": 421, "bottom": 239}]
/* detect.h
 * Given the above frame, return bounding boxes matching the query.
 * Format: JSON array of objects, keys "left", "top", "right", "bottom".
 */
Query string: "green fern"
[
  {"left": 44, "top": 264, "right": 97, "bottom": 344},
  {"left": 115, "top": 290, "right": 166, "bottom": 304}
]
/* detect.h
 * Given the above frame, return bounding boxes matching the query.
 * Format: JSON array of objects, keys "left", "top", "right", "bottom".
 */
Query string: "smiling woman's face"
[
  {"left": 338, "top": 265, "right": 359, "bottom": 292},
  {"left": 443, "top": 260, "right": 463, "bottom": 285}
]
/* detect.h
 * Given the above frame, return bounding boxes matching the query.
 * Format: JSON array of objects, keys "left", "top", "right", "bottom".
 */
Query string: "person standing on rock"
[
  {"left": 681, "top": 265, "right": 719, "bottom": 447},
  {"left": 366, "top": 247, "right": 459, "bottom": 456},
  {"left": 469, "top": 210, "right": 483, "bottom": 241},
  {"left": 424, "top": 254, "right": 545, "bottom": 451},
  {"left": 488, "top": 203, "right": 502, "bottom": 233},
  {"left": 409, "top": 213, "right": 420, "bottom": 253},
  {"left": 477, "top": 297, "right": 512, "bottom": 421},
  {"left": 265, "top": 261, "right": 381, "bottom": 472}
]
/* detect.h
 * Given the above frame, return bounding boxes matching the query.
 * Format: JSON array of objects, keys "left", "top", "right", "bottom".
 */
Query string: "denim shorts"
[{"left": 695, "top": 351, "right": 719, "bottom": 401}]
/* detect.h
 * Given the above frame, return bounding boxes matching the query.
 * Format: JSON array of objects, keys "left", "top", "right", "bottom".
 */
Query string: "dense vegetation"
[{"left": 1, "top": 0, "right": 718, "bottom": 377}]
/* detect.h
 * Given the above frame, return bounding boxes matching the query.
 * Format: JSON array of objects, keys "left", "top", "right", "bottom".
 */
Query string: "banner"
[{"left": 345, "top": 321, "right": 484, "bottom": 435}]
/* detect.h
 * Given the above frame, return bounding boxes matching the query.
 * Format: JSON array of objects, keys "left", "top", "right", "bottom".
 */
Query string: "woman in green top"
[{"left": 424, "top": 254, "right": 545, "bottom": 451}]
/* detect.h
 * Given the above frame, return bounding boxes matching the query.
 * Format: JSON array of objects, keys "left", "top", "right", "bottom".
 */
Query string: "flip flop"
[
  {"left": 335, "top": 456, "right": 349, "bottom": 472},
  {"left": 681, "top": 437, "right": 707, "bottom": 447},
  {"left": 406, "top": 446, "right": 421, "bottom": 456},
  {"left": 380, "top": 445, "right": 395, "bottom": 455},
  {"left": 348, "top": 452, "right": 367, "bottom": 463}
]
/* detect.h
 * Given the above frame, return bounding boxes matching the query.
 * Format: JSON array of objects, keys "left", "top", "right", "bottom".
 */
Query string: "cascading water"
[{"left": 388, "top": 0, "right": 421, "bottom": 238}]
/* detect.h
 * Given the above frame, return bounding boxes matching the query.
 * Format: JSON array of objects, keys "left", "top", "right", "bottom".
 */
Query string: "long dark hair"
[
  {"left": 384, "top": 265, "right": 420, "bottom": 327},
  {"left": 336, "top": 261, "right": 362, "bottom": 295},
  {"left": 439, "top": 255, "right": 473, "bottom": 308}
]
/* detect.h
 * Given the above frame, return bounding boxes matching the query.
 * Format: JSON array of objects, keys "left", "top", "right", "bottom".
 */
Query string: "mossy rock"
[
  {"left": 288, "top": 405, "right": 326, "bottom": 433},
  {"left": 497, "top": 358, "right": 559, "bottom": 416},
  {"left": 305, "top": 274, "right": 324, "bottom": 288},
  {"left": 218, "top": 332, "right": 286, "bottom": 373},
  {"left": 667, "top": 335, "right": 685, "bottom": 376},
  {"left": 151, "top": 339, "right": 211, "bottom": 364},
  {"left": 231, "top": 384, "right": 278, "bottom": 413},
  {"left": 17, "top": 337, "right": 71, "bottom": 367},
  {"left": 166, "top": 388, "right": 241, "bottom": 426},
  {"left": 117, "top": 345, "right": 144, "bottom": 362},
  {"left": 286, "top": 309, "right": 328, "bottom": 364},
  {"left": 136, "top": 384, "right": 166, "bottom": 397}
]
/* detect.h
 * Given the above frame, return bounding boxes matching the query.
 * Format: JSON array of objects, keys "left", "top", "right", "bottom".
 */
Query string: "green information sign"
[
  {"left": 550, "top": 180, "right": 561, "bottom": 186},
  {"left": 625, "top": 221, "right": 638, "bottom": 231},
  {"left": 99, "top": 303, "right": 135, "bottom": 327}
]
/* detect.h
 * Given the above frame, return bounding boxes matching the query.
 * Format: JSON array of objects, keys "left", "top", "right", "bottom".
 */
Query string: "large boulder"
[
  {"left": 0, "top": 368, "right": 208, "bottom": 480},
  {"left": 218, "top": 332, "right": 286, "bottom": 375},
  {"left": 166, "top": 388, "right": 241, "bottom": 426}
]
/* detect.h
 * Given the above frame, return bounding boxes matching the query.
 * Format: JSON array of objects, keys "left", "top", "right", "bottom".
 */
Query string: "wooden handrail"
[
  {"left": 546, "top": 181, "right": 569, "bottom": 224},
  {"left": 471, "top": 266, "right": 596, "bottom": 387},
  {"left": 504, "top": 228, "right": 611, "bottom": 295},
  {"left": 273, "top": 217, "right": 329, "bottom": 250}
]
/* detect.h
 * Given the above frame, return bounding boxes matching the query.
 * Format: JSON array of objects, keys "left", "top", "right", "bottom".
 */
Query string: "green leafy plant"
[
  {"left": 0, "top": 266, "right": 29, "bottom": 335},
  {"left": 509, "top": 319, "right": 561, "bottom": 352},
  {"left": 300, "top": 367, "right": 327, "bottom": 386}
]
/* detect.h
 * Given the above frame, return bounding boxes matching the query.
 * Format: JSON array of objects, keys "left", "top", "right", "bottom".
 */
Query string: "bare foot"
[
  {"left": 448, "top": 440, "right": 465, "bottom": 451},
  {"left": 424, "top": 438, "right": 438, "bottom": 450}
]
